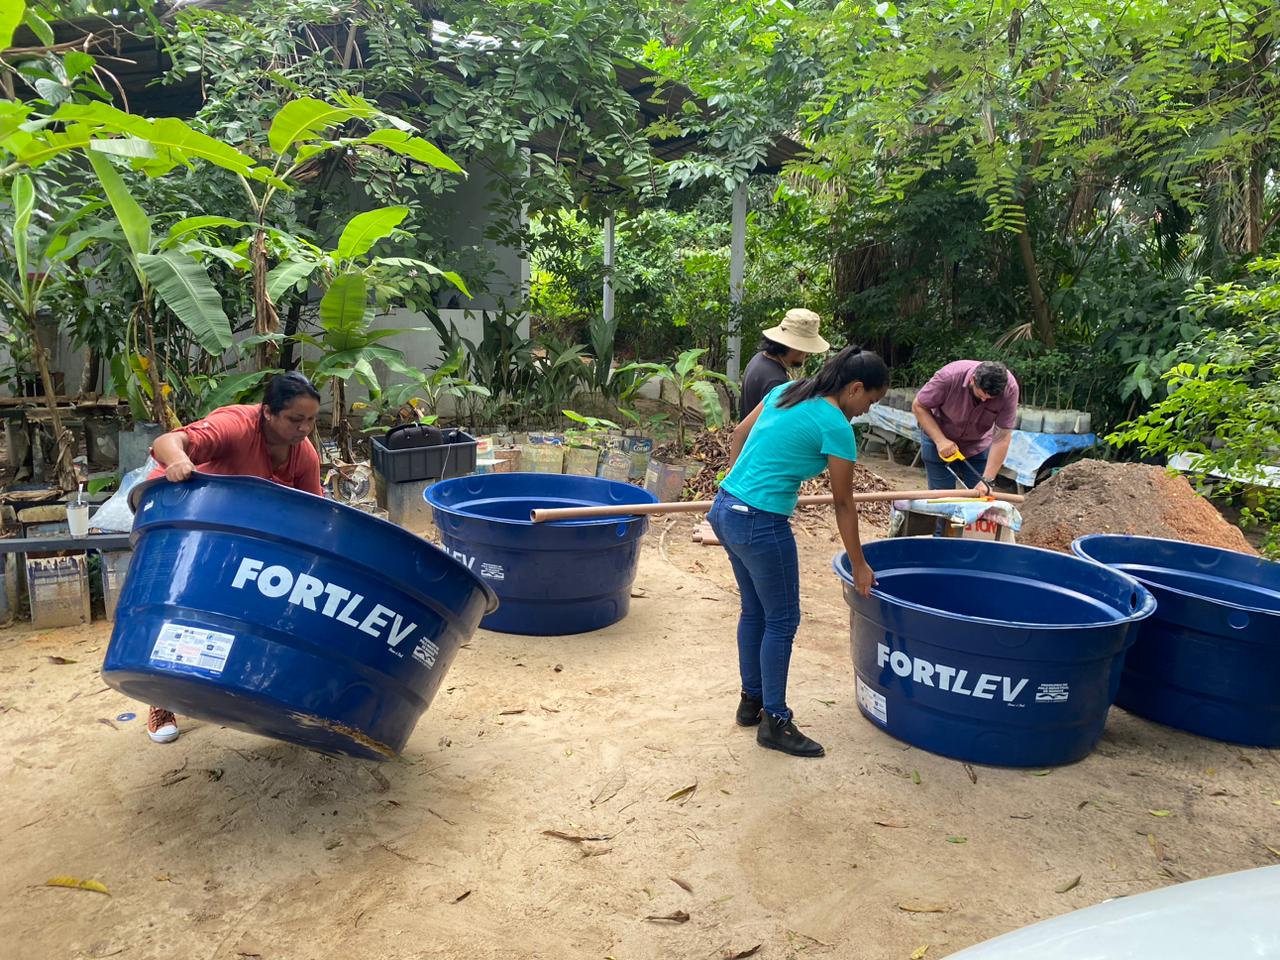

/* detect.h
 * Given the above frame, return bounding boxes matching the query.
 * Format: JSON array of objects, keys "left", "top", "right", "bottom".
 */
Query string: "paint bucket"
[
  {"left": 834, "top": 538, "right": 1155, "bottom": 766},
  {"left": 564, "top": 445, "right": 600, "bottom": 476},
  {"left": 1019, "top": 407, "right": 1044, "bottom": 432},
  {"left": 643, "top": 459, "right": 688, "bottom": 502},
  {"left": 1041, "top": 409, "right": 1077, "bottom": 434},
  {"left": 1072, "top": 535, "right": 1280, "bottom": 746},
  {"left": 519, "top": 443, "right": 565, "bottom": 474},
  {"left": 426, "top": 473, "right": 658, "bottom": 635},
  {"left": 102, "top": 475, "right": 497, "bottom": 760},
  {"left": 598, "top": 450, "right": 633, "bottom": 482},
  {"left": 624, "top": 436, "right": 653, "bottom": 480}
]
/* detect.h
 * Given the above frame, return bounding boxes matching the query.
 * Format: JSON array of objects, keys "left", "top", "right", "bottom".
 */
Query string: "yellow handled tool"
[{"left": 940, "top": 446, "right": 987, "bottom": 488}]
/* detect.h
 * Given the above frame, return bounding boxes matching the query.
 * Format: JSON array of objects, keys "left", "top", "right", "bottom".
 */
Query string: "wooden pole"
[{"left": 530, "top": 489, "right": 1024, "bottom": 523}]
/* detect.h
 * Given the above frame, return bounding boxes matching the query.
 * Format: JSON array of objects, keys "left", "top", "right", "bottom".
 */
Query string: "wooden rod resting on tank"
[{"left": 530, "top": 489, "right": 1025, "bottom": 523}]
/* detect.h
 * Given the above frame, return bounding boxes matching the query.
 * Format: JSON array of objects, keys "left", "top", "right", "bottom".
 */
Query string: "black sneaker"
[
  {"left": 735, "top": 692, "right": 764, "bottom": 727},
  {"left": 757, "top": 712, "right": 824, "bottom": 757}
]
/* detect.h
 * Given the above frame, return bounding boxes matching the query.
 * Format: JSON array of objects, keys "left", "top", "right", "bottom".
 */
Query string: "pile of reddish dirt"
[{"left": 1019, "top": 458, "right": 1257, "bottom": 555}]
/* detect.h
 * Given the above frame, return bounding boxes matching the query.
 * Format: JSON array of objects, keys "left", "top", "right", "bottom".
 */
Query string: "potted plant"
[
  {"left": 561, "top": 409, "right": 621, "bottom": 476},
  {"left": 617, "top": 348, "right": 733, "bottom": 501}
]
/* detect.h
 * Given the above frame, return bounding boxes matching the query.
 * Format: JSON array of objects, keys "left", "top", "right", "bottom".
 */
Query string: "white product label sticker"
[
  {"left": 856, "top": 675, "right": 888, "bottom": 724},
  {"left": 479, "top": 562, "right": 505, "bottom": 581},
  {"left": 1035, "top": 682, "right": 1070, "bottom": 703},
  {"left": 150, "top": 623, "right": 235, "bottom": 676}
]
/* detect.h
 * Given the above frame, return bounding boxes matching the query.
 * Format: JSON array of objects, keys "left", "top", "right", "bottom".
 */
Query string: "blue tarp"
[{"left": 853, "top": 406, "right": 1098, "bottom": 488}]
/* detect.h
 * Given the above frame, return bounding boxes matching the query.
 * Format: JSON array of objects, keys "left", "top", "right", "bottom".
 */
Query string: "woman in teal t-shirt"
[{"left": 709, "top": 345, "right": 889, "bottom": 758}]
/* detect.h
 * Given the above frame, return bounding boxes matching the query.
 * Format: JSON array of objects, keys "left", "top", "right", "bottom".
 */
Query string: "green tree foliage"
[{"left": 1110, "top": 256, "right": 1280, "bottom": 554}]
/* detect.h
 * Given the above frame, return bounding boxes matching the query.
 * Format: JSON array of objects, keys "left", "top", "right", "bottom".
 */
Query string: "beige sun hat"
[{"left": 762, "top": 308, "right": 831, "bottom": 354}]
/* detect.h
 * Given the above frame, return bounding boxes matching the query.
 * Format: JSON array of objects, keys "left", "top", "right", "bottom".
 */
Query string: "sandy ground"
[{"left": 2, "top": 452, "right": 1279, "bottom": 960}]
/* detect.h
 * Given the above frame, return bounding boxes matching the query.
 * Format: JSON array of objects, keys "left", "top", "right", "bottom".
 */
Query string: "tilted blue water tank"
[
  {"left": 426, "top": 472, "right": 657, "bottom": 635},
  {"left": 834, "top": 538, "right": 1155, "bottom": 766},
  {"left": 1072, "top": 534, "right": 1280, "bottom": 747},
  {"left": 102, "top": 475, "right": 497, "bottom": 760}
]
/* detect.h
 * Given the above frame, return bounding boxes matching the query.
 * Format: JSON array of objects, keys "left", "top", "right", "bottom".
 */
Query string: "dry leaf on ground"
[
  {"left": 45, "top": 877, "right": 109, "bottom": 895},
  {"left": 591, "top": 767, "right": 627, "bottom": 806},
  {"left": 644, "top": 910, "right": 690, "bottom": 923},
  {"left": 1148, "top": 834, "right": 1166, "bottom": 862},
  {"left": 666, "top": 782, "right": 698, "bottom": 804},
  {"left": 542, "top": 830, "right": 613, "bottom": 844}
]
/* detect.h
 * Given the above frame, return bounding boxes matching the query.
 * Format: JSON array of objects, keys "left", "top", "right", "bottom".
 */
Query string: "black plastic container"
[{"left": 371, "top": 428, "right": 477, "bottom": 483}]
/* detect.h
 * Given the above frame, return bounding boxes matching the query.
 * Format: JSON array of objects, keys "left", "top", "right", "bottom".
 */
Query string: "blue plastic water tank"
[
  {"left": 425, "top": 472, "right": 658, "bottom": 635},
  {"left": 834, "top": 538, "right": 1155, "bottom": 766},
  {"left": 1072, "top": 534, "right": 1280, "bottom": 747},
  {"left": 102, "top": 475, "right": 497, "bottom": 760}
]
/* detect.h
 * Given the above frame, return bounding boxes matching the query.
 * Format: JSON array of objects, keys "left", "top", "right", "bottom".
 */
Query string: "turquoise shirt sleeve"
[{"left": 819, "top": 406, "right": 858, "bottom": 462}]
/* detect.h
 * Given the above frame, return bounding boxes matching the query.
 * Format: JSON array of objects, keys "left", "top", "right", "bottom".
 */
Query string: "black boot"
[
  {"left": 757, "top": 712, "right": 825, "bottom": 758},
  {"left": 735, "top": 692, "right": 764, "bottom": 727}
]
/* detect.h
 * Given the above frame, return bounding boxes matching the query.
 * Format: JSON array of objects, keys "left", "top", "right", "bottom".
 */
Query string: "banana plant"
[
  {"left": 226, "top": 94, "right": 464, "bottom": 370},
  {"left": 84, "top": 151, "right": 237, "bottom": 427},
  {"left": 0, "top": 174, "right": 104, "bottom": 489},
  {"left": 618, "top": 348, "right": 735, "bottom": 454},
  {"left": 354, "top": 347, "right": 490, "bottom": 431},
  {"left": 282, "top": 206, "right": 472, "bottom": 458},
  {"left": 1, "top": 93, "right": 462, "bottom": 372}
]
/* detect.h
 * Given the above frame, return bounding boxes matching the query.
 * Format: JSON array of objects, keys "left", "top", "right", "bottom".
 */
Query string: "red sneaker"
[{"left": 147, "top": 707, "right": 180, "bottom": 744}]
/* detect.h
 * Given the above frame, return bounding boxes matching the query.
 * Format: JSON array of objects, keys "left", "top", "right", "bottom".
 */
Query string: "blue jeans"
[
  {"left": 920, "top": 437, "right": 990, "bottom": 534},
  {"left": 707, "top": 491, "right": 801, "bottom": 721}
]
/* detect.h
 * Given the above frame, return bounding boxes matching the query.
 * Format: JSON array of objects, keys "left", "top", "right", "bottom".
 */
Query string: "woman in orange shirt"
[{"left": 143, "top": 371, "right": 323, "bottom": 743}]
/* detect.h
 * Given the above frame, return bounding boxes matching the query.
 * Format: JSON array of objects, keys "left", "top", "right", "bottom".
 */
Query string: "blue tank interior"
[{"left": 874, "top": 567, "right": 1128, "bottom": 625}]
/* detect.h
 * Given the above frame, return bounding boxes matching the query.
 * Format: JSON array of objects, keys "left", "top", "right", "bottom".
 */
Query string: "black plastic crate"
[{"left": 370, "top": 428, "right": 478, "bottom": 483}]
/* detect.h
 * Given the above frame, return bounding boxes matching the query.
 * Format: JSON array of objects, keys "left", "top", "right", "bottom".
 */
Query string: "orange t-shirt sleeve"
[{"left": 180, "top": 408, "right": 255, "bottom": 464}]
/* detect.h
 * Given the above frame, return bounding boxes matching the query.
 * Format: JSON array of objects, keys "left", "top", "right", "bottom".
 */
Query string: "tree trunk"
[
  {"left": 139, "top": 303, "right": 180, "bottom": 430},
  {"left": 80, "top": 346, "right": 99, "bottom": 396},
  {"left": 1244, "top": 27, "right": 1273, "bottom": 254},
  {"left": 28, "top": 321, "right": 78, "bottom": 491},
  {"left": 333, "top": 379, "right": 352, "bottom": 462},
  {"left": 280, "top": 298, "right": 305, "bottom": 371},
  {"left": 252, "top": 227, "right": 280, "bottom": 372},
  {"left": 1016, "top": 225, "right": 1055, "bottom": 348}
]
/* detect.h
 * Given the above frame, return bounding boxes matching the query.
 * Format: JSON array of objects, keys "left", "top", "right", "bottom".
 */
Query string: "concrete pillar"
[
  {"left": 727, "top": 181, "right": 748, "bottom": 386},
  {"left": 603, "top": 214, "right": 615, "bottom": 326}
]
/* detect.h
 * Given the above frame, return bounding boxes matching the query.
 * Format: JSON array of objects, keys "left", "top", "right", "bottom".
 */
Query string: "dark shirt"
[{"left": 740, "top": 352, "right": 789, "bottom": 419}]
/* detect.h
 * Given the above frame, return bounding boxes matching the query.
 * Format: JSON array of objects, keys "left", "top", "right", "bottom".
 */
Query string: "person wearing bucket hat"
[
  {"left": 709, "top": 345, "right": 889, "bottom": 758},
  {"left": 141, "top": 371, "right": 324, "bottom": 745},
  {"left": 694, "top": 309, "right": 832, "bottom": 547},
  {"left": 739, "top": 308, "right": 831, "bottom": 418}
]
